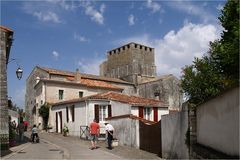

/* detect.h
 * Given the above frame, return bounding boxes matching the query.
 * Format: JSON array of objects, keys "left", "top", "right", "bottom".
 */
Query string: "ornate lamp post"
[{"left": 9, "top": 58, "right": 23, "bottom": 80}]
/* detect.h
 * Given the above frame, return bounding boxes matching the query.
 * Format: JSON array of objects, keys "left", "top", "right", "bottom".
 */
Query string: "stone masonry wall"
[
  {"left": 100, "top": 42, "right": 156, "bottom": 84},
  {"left": 0, "top": 28, "right": 11, "bottom": 150}
]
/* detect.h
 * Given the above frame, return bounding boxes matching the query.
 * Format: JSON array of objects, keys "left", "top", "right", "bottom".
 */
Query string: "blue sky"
[{"left": 1, "top": 0, "right": 226, "bottom": 108}]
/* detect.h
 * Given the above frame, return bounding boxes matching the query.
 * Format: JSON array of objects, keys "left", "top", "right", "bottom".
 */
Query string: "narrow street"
[{"left": 3, "top": 131, "right": 161, "bottom": 159}]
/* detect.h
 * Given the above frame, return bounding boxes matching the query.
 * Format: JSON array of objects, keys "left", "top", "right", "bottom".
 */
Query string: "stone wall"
[
  {"left": 0, "top": 27, "right": 13, "bottom": 150},
  {"left": 138, "top": 74, "right": 182, "bottom": 110},
  {"left": 25, "top": 67, "right": 49, "bottom": 127},
  {"left": 100, "top": 42, "right": 156, "bottom": 84}
]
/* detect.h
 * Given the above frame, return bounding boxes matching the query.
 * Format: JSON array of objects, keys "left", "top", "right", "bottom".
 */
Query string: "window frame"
[{"left": 59, "top": 90, "right": 64, "bottom": 100}]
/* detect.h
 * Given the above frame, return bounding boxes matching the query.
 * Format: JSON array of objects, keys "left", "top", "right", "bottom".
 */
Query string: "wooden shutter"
[
  {"left": 72, "top": 105, "right": 75, "bottom": 122},
  {"left": 56, "top": 112, "right": 58, "bottom": 133},
  {"left": 66, "top": 107, "right": 69, "bottom": 122},
  {"left": 59, "top": 111, "right": 62, "bottom": 133},
  {"left": 139, "top": 107, "right": 143, "bottom": 118},
  {"left": 94, "top": 105, "right": 99, "bottom": 123},
  {"left": 108, "top": 105, "right": 112, "bottom": 118},
  {"left": 153, "top": 107, "right": 158, "bottom": 122}
]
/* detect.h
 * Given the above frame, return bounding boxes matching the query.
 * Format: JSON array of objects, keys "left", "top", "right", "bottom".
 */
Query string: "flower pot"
[
  {"left": 112, "top": 139, "right": 119, "bottom": 147},
  {"left": 63, "top": 132, "right": 67, "bottom": 136}
]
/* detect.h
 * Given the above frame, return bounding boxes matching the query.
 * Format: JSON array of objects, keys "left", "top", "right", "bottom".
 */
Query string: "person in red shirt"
[{"left": 89, "top": 119, "right": 100, "bottom": 150}]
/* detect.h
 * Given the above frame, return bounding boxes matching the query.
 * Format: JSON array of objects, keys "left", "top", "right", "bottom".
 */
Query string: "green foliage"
[
  {"left": 39, "top": 103, "right": 50, "bottom": 130},
  {"left": 181, "top": 0, "right": 239, "bottom": 105}
]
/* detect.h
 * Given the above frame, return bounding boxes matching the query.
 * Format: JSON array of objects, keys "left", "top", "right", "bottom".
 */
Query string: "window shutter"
[
  {"left": 66, "top": 107, "right": 69, "bottom": 122},
  {"left": 139, "top": 107, "right": 143, "bottom": 118},
  {"left": 72, "top": 106, "right": 75, "bottom": 122},
  {"left": 108, "top": 105, "right": 112, "bottom": 117},
  {"left": 56, "top": 112, "right": 58, "bottom": 133},
  {"left": 94, "top": 105, "right": 99, "bottom": 123},
  {"left": 153, "top": 107, "right": 158, "bottom": 122}
]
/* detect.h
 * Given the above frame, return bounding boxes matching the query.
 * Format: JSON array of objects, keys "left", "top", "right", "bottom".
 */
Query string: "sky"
[{"left": 1, "top": 0, "right": 226, "bottom": 109}]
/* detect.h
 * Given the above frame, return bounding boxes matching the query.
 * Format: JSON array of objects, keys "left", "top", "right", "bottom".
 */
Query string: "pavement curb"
[{"left": 2, "top": 142, "right": 31, "bottom": 159}]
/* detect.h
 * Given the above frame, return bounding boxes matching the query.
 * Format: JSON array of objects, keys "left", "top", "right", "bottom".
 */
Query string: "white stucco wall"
[
  {"left": 197, "top": 87, "right": 239, "bottom": 156},
  {"left": 45, "top": 83, "right": 112, "bottom": 104},
  {"left": 131, "top": 106, "right": 139, "bottom": 116},
  {"left": 111, "top": 101, "right": 131, "bottom": 116},
  {"left": 161, "top": 105, "right": 189, "bottom": 159},
  {"left": 109, "top": 118, "right": 139, "bottom": 148},
  {"left": 158, "top": 108, "right": 169, "bottom": 120}
]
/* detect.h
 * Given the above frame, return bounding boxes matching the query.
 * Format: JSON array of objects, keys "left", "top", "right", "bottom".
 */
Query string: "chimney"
[{"left": 75, "top": 68, "right": 81, "bottom": 82}]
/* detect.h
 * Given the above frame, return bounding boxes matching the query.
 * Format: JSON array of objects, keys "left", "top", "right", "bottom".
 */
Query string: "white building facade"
[{"left": 51, "top": 92, "right": 168, "bottom": 137}]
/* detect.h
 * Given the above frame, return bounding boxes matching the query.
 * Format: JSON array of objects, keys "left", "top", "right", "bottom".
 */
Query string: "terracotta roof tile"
[
  {"left": 53, "top": 91, "right": 164, "bottom": 107},
  {"left": 80, "top": 79, "right": 122, "bottom": 90},
  {"left": 105, "top": 114, "right": 157, "bottom": 125},
  {"left": 37, "top": 66, "right": 133, "bottom": 85},
  {"left": 0, "top": 26, "right": 14, "bottom": 32},
  {"left": 89, "top": 92, "right": 163, "bottom": 107},
  {"left": 39, "top": 78, "right": 123, "bottom": 91}
]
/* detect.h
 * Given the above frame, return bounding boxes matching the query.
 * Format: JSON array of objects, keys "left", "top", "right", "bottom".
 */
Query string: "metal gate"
[{"left": 139, "top": 120, "right": 162, "bottom": 157}]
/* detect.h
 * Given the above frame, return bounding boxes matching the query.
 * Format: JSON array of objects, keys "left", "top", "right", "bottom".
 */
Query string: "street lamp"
[
  {"left": 8, "top": 58, "right": 23, "bottom": 80},
  {"left": 16, "top": 67, "right": 23, "bottom": 80}
]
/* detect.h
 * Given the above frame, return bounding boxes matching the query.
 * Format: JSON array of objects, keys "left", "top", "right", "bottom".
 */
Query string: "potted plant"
[
  {"left": 63, "top": 125, "right": 69, "bottom": 136},
  {"left": 47, "top": 124, "right": 53, "bottom": 133}
]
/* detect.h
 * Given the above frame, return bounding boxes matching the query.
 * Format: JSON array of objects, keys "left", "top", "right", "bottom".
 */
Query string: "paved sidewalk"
[
  {"left": 43, "top": 132, "right": 161, "bottom": 159},
  {"left": 2, "top": 131, "right": 162, "bottom": 159}
]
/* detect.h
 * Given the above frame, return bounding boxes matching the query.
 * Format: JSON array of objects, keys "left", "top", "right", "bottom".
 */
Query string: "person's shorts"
[{"left": 90, "top": 134, "right": 98, "bottom": 141}]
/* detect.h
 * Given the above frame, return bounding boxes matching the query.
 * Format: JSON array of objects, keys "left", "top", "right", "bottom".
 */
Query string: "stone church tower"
[
  {"left": 100, "top": 42, "right": 157, "bottom": 85},
  {"left": 100, "top": 42, "right": 183, "bottom": 110}
]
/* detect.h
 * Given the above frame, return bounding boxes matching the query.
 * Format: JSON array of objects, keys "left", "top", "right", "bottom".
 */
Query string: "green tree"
[
  {"left": 39, "top": 103, "right": 50, "bottom": 130},
  {"left": 181, "top": 0, "right": 239, "bottom": 105}
]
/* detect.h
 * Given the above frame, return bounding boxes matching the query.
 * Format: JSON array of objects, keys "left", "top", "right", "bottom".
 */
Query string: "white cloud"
[
  {"left": 168, "top": 1, "right": 216, "bottom": 23},
  {"left": 52, "top": 51, "right": 59, "bottom": 60},
  {"left": 216, "top": 4, "right": 224, "bottom": 11},
  {"left": 45, "top": 0, "right": 75, "bottom": 11},
  {"left": 115, "top": 22, "right": 221, "bottom": 78},
  {"left": 128, "top": 14, "right": 135, "bottom": 26},
  {"left": 77, "top": 57, "right": 104, "bottom": 75},
  {"left": 74, "top": 32, "right": 89, "bottom": 42},
  {"left": 100, "top": 4, "right": 106, "bottom": 13},
  {"left": 145, "top": 0, "right": 161, "bottom": 13},
  {"left": 81, "top": 2, "right": 105, "bottom": 25},
  {"left": 33, "top": 11, "right": 61, "bottom": 23}
]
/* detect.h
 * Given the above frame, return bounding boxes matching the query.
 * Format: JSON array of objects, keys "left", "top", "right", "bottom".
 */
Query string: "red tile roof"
[
  {"left": 53, "top": 91, "right": 164, "bottom": 107},
  {"left": 39, "top": 78, "right": 123, "bottom": 91},
  {"left": 105, "top": 114, "right": 157, "bottom": 125},
  {"left": 37, "top": 66, "right": 133, "bottom": 85},
  {"left": 0, "top": 26, "right": 13, "bottom": 33}
]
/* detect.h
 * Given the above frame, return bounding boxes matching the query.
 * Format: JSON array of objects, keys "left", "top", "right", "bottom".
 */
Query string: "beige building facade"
[{"left": 25, "top": 66, "right": 135, "bottom": 128}]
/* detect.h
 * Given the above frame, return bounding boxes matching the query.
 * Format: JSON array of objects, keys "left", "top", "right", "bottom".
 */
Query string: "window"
[
  {"left": 79, "top": 91, "right": 83, "bottom": 98},
  {"left": 41, "top": 100, "right": 43, "bottom": 105},
  {"left": 99, "top": 106, "right": 107, "bottom": 122},
  {"left": 144, "top": 108, "right": 152, "bottom": 120},
  {"left": 59, "top": 90, "right": 64, "bottom": 100}
]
